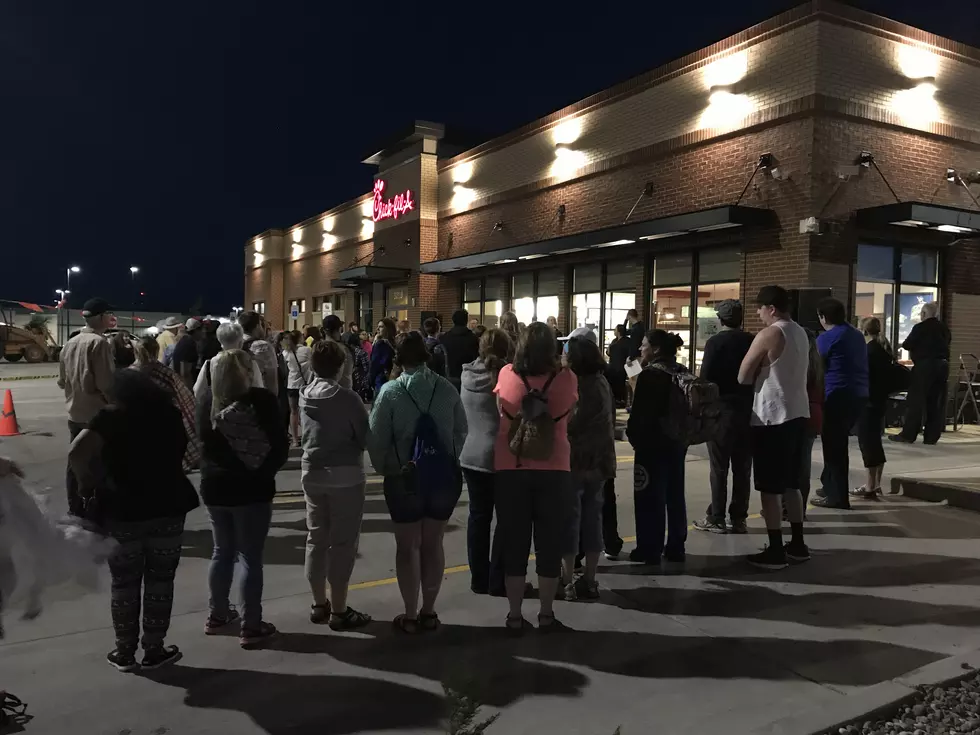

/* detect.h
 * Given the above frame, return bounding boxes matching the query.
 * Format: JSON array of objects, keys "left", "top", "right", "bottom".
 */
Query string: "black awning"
[
  {"left": 420, "top": 205, "right": 774, "bottom": 274},
  {"left": 333, "top": 265, "right": 411, "bottom": 288},
  {"left": 856, "top": 202, "right": 980, "bottom": 235}
]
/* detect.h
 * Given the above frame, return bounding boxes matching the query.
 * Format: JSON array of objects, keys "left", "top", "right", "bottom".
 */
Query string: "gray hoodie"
[
  {"left": 300, "top": 377, "right": 368, "bottom": 473},
  {"left": 459, "top": 358, "right": 500, "bottom": 473}
]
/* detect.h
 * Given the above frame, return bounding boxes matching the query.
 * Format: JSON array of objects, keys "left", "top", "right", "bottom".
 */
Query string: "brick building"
[{"left": 245, "top": 0, "right": 980, "bottom": 370}]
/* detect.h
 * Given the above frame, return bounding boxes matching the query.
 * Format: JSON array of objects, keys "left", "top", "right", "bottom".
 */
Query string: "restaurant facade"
[{"left": 245, "top": 0, "right": 980, "bottom": 371}]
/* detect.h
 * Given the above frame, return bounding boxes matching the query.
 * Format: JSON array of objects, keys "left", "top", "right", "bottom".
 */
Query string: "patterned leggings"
[{"left": 106, "top": 516, "right": 185, "bottom": 655}]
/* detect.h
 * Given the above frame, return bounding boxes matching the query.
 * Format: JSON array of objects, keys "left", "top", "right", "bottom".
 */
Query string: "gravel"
[{"left": 828, "top": 671, "right": 980, "bottom": 735}]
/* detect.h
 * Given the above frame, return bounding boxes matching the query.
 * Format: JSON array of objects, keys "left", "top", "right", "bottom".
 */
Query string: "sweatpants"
[
  {"left": 106, "top": 516, "right": 185, "bottom": 655},
  {"left": 301, "top": 470, "right": 366, "bottom": 601}
]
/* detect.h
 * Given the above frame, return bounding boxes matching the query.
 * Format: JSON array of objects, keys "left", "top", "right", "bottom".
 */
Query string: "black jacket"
[
  {"left": 439, "top": 325, "right": 480, "bottom": 389},
  {"left": 903, "top": 318, "right": 950, "bottom": 363},
  {"left": 700, "top": 328, "right": 754, "bottom": 410},
  {"left": 867, "top": 339, "right": 896, "bottom": 407},
  {"left": 626, "top": 320, "right": 646, "bottom": 360},
  {"left": 197, "top": 388, "right": 289, "bottom": 507},
  {"left": 626, "top": 360, "right": 684, "bottom": 449}
]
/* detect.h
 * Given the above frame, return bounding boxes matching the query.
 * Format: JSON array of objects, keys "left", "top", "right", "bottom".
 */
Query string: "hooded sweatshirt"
[
  {"left": 459, "top": 358, "right": 500, "bottom": 473},
  {"left": 300, "top": 377, "right": 368, "bottom": 483},
  {"left": 367, "top": 365, "right": 467, "bottom": 478},
  {"left": 197, "top": 387, "right": 289, "bottom": 506}
]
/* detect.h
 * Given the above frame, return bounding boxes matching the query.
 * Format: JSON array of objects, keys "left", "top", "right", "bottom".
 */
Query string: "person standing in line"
[
  {"left": 626, "top": 330, "right": 688, "bottom": 567},
  {"left": 368, "top": 317, "right": 397, "bottom": 395},
  {"left": 891, "top": 300, "right": 950, "bottom": 445},
  {"left": 300, "top": 339, "right": 371, "bottom": 630},
  {"left": 284, "top": 331, "right": 313, "bottom": 446},
  {"left": 344, "top": 321, "right": 361, "bottom": 350},
  {"left": 323, "top": 315, "right": 354, "bottom": 390},
  {"left": 156, "top": 317, "right": 181, "bottom": 361},
  {"left": 606, "top": 324, "right": 631, "bottom": 407},
  {"left": 238, "top": 311, "right": 279, "bottom": 397},
  {"left": 562, "top": 336, "right": 615, "bottom": 601},
  {"left": 440, "top": 309, "right": 480, "bottom": 392},
  {"left": 812, "top": 298, "right": 868, "bottom": 510},
  {"left": 132, "top": 337, "right": 201, "bottom": 473},
  {"left": 58, "top": 297, "right": 115, "bottom": 517},
  {"left": 200, "top": 320, "right": 222, "bottom": 366},
  {"left": 852, "top": 317, "right": 894, "bottom": 499},
  {"left": 459, "top": 328, "right": 513, "bottom": 596},
  {"left": 198, "top": 350, "right": 288, "bottom": 649},
  {"left": 192, "top": 322, "right": 264, "bottom": 404},
  {"left": 694, "top": 299, "right": 754, "bottom": 534},
  {"left": 499, "top": 311, "right": 520, "bottom": 353},
  {"left": 798, "top": 329, "right": 824, "bottom": 508},
  {"left": 172, "top": 318, "right": 205, "bottom": 391},
  {"left": 493, "top": 323, "right": 578, "bottom": 633},
  {"left": 69, "top": 370, "right": 199, "bottom": 671},
  {"left": 360, "top": 331, "right": 373, "bottom": 357},
  {"left": 367, "top": 332, "right": 467, "bottom": 633},
  {"left": 423, "top": 318, "right": 447, "bottom": 377},
  {"left": 397, "top": 319, "right": 412, "bottom": 336},
  {"left": 468, "top": 318, "right": 480, "bottom": 331},
  {"left": 546, "top": 315, "right": 564, "bottom": 340},
  {"left": 737, "top": 286, "right": 811, "bottom": 569},
  {"left": 625, "top": 309, "right": 646, "bottom": 361}
]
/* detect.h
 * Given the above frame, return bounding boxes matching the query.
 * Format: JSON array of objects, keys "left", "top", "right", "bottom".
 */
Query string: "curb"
[
  {"left": 892, "top": 476, "right": 980, "bottom": 512},
  {"left": 750, "top": 650, "right": 980, "bottom": 735},
  {"left": 0, "top": 374, "right": 58, "bottom": 382}
]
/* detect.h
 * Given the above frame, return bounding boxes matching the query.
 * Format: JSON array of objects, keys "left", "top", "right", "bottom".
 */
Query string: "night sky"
[{"left": 2, "top": 0, "right": 976, "bottom": 315}]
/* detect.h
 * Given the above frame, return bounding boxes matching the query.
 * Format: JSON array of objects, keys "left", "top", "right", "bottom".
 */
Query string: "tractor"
[{"left": 0, "top": 301, "right": 59, "bottom": 363}]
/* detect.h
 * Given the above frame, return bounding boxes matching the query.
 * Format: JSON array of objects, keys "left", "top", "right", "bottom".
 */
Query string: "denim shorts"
[{"left": 383, "top": 467, "right": 463, "bottom": 524}]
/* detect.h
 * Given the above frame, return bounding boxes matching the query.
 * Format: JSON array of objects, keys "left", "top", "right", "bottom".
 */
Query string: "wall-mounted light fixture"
[
  {"left": 253, "top": 252, "right": 264, "bottom": 267},
  {"left": 551, "top": 143, "right": 587, "bottom": 179},
  {"left": 552, "top": 118, "right": 582, "bottom": 146},
  {"left": 453, "top": 161, "right": 474, "bottom": 184},
  {"left": 492, "top": 221, "right": 504, "bottom": 232},
  {"left": 452, "top": 184, "right": 477, "bottom": 209},
  {"left": 292, "top": 227, "right": 303, "bottom": 243},
  {"left": 322, "top": 216, "right": 335, "bottom": 232},
  {"left": 254, "top": 238, "right": 263, "bottom": 253},
  {"left": 699, "top": 51, "right": 753, "bottom": 131},
  {"left": 361, "top": 217, "right": 374, "bottom": 237},
  {"left": 291, "top": 243, "right": 304, "bottom": 258}
]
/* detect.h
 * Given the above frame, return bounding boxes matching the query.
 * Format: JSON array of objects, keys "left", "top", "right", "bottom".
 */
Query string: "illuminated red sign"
[{"left": 372, "top": 179, "right": 416, "bottom": 222}]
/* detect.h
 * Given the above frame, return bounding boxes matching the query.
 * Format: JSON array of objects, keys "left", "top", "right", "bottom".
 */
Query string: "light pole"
[
  {"left": 130, "top": 267, "right": 139, "bottom": 334},
  {"left": 63, "top": 266, "right": 80, "bottom": 344}
]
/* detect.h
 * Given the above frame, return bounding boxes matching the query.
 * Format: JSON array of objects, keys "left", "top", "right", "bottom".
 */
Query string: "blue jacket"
[
  {"left": 367, "top": 366, "right": 468, "bottom": 477},
  {"left": 368, "top": 339, "right": 394, "bottom": 393}
]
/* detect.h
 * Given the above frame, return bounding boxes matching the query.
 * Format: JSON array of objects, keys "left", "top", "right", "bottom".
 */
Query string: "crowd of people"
[{"left": 0, "top": 284, "right": 949, "bottom": 672}]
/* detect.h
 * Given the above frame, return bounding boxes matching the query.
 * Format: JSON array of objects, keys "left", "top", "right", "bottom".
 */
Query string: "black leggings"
[{"left": 494, "top": 470, "right": 570, "bottom": 579}]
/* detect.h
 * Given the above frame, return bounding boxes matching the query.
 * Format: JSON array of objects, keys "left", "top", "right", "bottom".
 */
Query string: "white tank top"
[{"left": 751, "top": 319, "right": 811, "bottom": 427}]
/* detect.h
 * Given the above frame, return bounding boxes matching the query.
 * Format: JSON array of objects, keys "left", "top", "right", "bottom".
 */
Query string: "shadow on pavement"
[
  {"left": 143, "top": 666, "right": 446, "bottom": 735},
  {"left": 599, "top": 549, "right": 980, "bottom": 587},
  {"left": 263, "top": 621, "right": 941, "bottom": 690},
  {"left": 604, "top": 578, "right": 980, "bottom": 628}
]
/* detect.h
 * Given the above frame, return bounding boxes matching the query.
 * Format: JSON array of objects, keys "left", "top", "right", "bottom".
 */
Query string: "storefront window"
[
  {"left": 483, "top": 277, "right": 504, "bottom": 328},
  {"left": 357, "top": 292, "right": 372, "bottom": 332},
  {"left": 853, "top": 243, "right": 940, "bottom": 362},
  {"left": 386, "top": 285, "right": 409, "bottom": 323},
  {"left": 602, "top": 260, "right": 638, "bottom": 348},
  {"left": 572, "top": 264, "right": 601, "bottom": 335},
  {"left": 535, "top": 269, "right": 561, "bottom": 325},
  {"left": 653, "top": 253, "right": 693, "bottom": 286},
  {"left": 693, "top": 282, "right": 740, "bottom": 368},
  {"left": 651, "top": 287, "right": 692, "bottom": 366}
]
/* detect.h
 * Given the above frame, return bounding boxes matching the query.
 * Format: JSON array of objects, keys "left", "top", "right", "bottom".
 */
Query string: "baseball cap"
[
  {"left": 715, "top": 299, "right": 743, "bottom": 324},
  {"left": 81, "top": 298, "right": 112, "bottom": 318},
  {"left": 324, "top": 314, "right": 342, "bottom": 332},
  {"left": 755, "top": 285, "right": 790, "bottom": 312},
  {"left": 185, "top": 318, "right": 202, "bottom": 332}
]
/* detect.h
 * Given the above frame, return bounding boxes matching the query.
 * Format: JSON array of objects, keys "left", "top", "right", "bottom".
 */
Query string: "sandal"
[
  {"left": 505, "top": 615, "right": 532, "bottom": 636},
  {"left": 392, "top": 614, "right": 420, "bottom": 634},
  {"left": 310, "top": 603, "right": 331, "bottom": 625},
  {"left": 537, "top": 613, "right": 567, "bottom": 634},
  {"left": 328, "top": 607, "right": 372, "bottom": 631},
  {"left": 418, "top": 612, "right": 441, "bottom": 632}
]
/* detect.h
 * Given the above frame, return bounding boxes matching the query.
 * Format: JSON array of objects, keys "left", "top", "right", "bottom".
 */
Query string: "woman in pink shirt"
[{"left": 494, "top": 322, "right": 578, "bottom": 633}]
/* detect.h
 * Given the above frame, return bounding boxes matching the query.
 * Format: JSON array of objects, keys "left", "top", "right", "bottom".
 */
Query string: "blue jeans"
[
  {"left": 206, "top": 502, "right": 273, "bottom": 629},
  {"left": 633, "top": 443, "right": 687, "bottom": 561}
]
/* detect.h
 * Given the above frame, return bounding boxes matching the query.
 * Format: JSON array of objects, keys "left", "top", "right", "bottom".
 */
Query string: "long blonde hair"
[
  {"left": 210, "top": 349, "right": 253, "bottom": 421},
  {"left": 859, "top": 316, "right": 892, "bottom": 354}
]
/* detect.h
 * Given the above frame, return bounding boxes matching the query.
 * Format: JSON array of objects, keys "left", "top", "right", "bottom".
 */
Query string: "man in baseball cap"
[
  {"left": 58, "top": 297, "right": 115, "bottom": 516},
  {"left": 693, "top": 298, "right": 755, "bottom": 535},
  {"left": 172, "top": 318, "right": 205, "bottom": 389}
]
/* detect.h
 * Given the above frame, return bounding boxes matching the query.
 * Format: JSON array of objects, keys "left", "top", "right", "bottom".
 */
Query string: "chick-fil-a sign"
[{"left": 372, "top": 179, "right": 416, "bottom": 223}]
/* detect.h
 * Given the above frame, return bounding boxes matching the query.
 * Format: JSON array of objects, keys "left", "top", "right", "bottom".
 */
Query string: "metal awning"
[
  {"left": 331, "top": 265, "right": 411, "bottom": 290},
  {"left": 856, "top": 202, "right": 980, "bottom": 235},
  {"left": 420, "top": 205, "right": 774, "bottom": 274}
]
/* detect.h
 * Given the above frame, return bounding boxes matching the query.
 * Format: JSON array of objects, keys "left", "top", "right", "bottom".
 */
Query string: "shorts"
[
  {"left": 383, "top": 468, "right": 463, "bottom": 524},
  {"left": 286, "top": 388, "right": 301, "bottom": 400},
  {"left": 752, "top": 417, "right": 806, "bottom": 494}
]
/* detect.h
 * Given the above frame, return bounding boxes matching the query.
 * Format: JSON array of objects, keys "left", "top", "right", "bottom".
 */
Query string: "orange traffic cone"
[{"left": 0, "top": 389, "right": 20, "bottom": 437}]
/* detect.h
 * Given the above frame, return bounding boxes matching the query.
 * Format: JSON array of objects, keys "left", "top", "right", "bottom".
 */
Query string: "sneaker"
[
  {"left": 205, "top": 607, "right": 241, "bottom": 635},
  {"left": 747, "top": 545, "right": 788, "bottom": 570},
  {"left": 328, "top": 607, "right": 372, "bottom": 631},
  {"left": 106, "top": 649, "right": 139, "bottom": 673},
  {"left": 628, "top": 548, "right": 661, "bottom": 566},
  {"left": 571, "top": 577, "right": 600, "bottom": 602},
  {"left": 810, "top": 496, "right": 851, "bottom": 510},
  {"left": 693, "top": 516, "right": 728, "bottom": 534},
  {"left": 814, "top": 487, "right": 828, "bottom": 499},
  {"left": 240, "top": 621, "right": 278, "bottom": 649},
  {"left": 785, "top": 541, "right": 811, "bottom": 563},
  {"left": 141, "top": 645, "right": 182, "bottom": 671},
  {"left": 561, "top": 582, "right": 576, "bottom": 601},
  {"left": 729, "top": 518, "right": 748, "bottom": 534},
  {"left": 603, "top": 550, "right": 621, "bottom": 561}
]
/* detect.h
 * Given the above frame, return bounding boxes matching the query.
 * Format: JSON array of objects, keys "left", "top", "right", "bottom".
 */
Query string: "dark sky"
[{"left": 2, "top": 0, "right": 976, "bottom": 314}]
